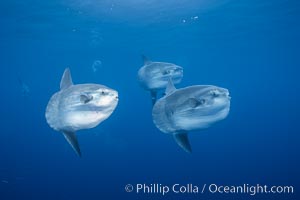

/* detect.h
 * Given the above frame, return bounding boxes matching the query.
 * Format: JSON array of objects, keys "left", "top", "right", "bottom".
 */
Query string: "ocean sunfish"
[
  {"left": 152, "top": 79, "right": 231, "bottom": 153},
  {"left": 137, "top": 55, "right": 183, "bottom": 105},
  {"left": 45, "top": 68, "right": 119, "bottom": 157}
]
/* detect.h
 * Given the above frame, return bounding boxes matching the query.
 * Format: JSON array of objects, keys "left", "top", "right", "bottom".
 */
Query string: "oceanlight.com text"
[{"left": 207, "top": 183, "right": 294, "bottom": 196}]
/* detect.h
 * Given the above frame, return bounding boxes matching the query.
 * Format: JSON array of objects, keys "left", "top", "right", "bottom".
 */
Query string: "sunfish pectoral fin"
[
  {"left": 80, "top": 94, "right": 93, "bottom": 104},
  {"left": 165, "top": 78, "right": 176, "bottom": 95},
  {"left": 150, "top": 90, "right": 157, "bottom": 106},
  {"left": 62, "top": 131, "right": 82, "bottom": 157},
  {"left": 173, "top": 132, "right": 192, "bottom": 153},
  {"left": 189, "top": 98, "right": 201, "bottom": 108},
  {"left": 60, "top": 68, "right": 73, "bottom": 90},
  {"left": 141, "top": 54, "right": 151, "bottom": 65}
]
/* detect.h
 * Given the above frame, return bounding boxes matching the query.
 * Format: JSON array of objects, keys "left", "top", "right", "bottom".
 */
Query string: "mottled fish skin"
[
  {"left": 137, "top": 55, "right": 183, "bottom": 104},
  {"left": 152, "top": 80, "right": 230, "bottom": 152},
  {"left": 45, "top": 68, "right": 118, "bottom": 156}
]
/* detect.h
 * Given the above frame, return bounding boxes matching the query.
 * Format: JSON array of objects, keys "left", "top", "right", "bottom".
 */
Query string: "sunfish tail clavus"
[
  {"left": 137, "top": 55, "right": 183, "bottom": 105},
  {"left": 45, "top": 68, "right": 119, "bottom": 157},
  {"left": 152, "top": 79, "right": 231, "bottom": 153}
]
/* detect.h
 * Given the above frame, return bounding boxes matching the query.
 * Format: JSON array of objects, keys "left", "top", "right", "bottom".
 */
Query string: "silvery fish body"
[
  {"left": 138, "top": 55, "right": 183, "bottom": 104},
  {"left": 45, "top": 68, "right": 118, "bottom": 156},
  {"left": 152, "top": 80, "right": 230, "bottom": 152}
]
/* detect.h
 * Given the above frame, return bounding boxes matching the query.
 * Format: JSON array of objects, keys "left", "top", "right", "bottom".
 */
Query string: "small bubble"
[{"left": 92, "top": 60, "right": 102, "bottom": 72}]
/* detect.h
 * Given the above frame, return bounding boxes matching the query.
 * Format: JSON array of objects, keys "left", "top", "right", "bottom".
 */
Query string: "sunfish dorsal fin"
[
  {"left": 60, "top": 68, "right": 73, "bottom": 90},
  {"left": 142, "top": 55, "right": 151, "bottom": 65},
  {"left": 62, "top": 131, "right": 82, "bottom": 157},
  {"left": 174, "top": 132, "right": 192, "bottom": 153},
  {"left": 165, "top": 78, "right": 176, "bottom": 95}
]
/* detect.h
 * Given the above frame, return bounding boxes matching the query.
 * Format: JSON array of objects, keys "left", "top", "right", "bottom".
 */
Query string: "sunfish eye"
[
  {"left": 101, "top": 90, "right": 108, "bottom": 95},
  {"left": 210, "top": 90, "right": 219, "bottom": 97}
]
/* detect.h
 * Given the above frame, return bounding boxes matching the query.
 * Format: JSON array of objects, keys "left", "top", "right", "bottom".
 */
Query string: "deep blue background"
[{"left": 0, "top": 0, "right": 299, "bottom": 199}]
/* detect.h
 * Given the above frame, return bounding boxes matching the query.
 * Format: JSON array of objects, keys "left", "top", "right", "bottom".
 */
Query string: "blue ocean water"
[{"left": 0, "top": 0, "right": 299, "bottom": 199}]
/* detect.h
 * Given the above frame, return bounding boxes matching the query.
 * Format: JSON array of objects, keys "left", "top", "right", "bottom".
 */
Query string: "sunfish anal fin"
[
  {"left": 60, "top": 68, "right": 73, "bottom": 90},
  {"left": 165, "top": 78, "right": 176, "bottom": 95},
  {"left": 150, "top": 90, "right": 157, "bottom": 106},
  {"left": 173, "top": 132, "right": 192, "bottom": 153},
  {"left": 142, "top": 55, "right": 151, "bottom": 65},
  {"left": 62, "top": 131, "right": 82, "bottom": 157}
]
